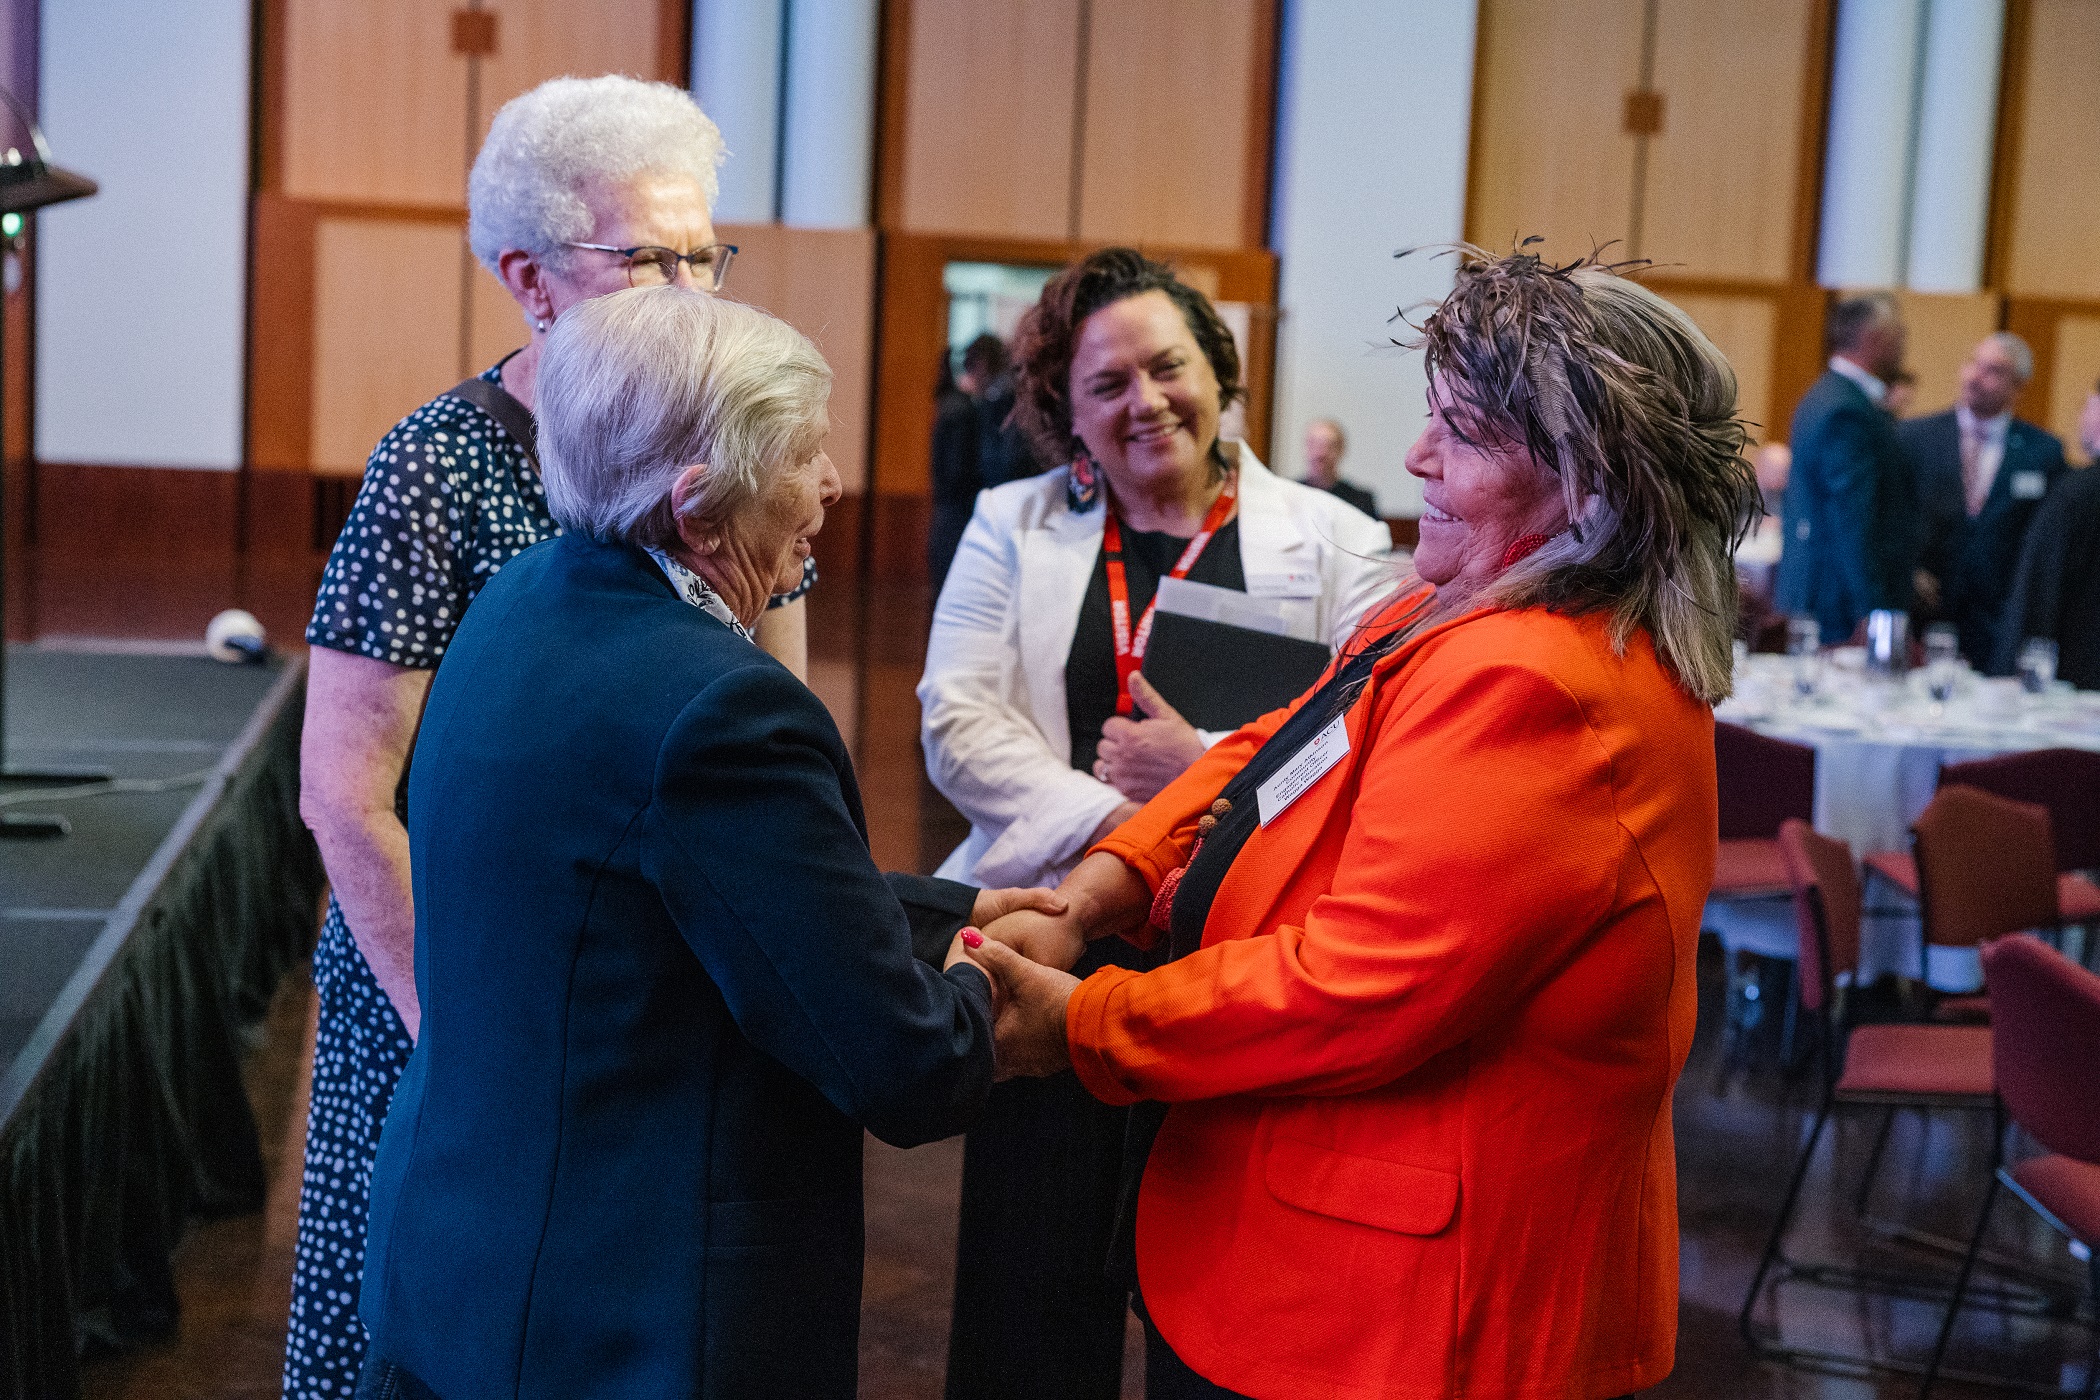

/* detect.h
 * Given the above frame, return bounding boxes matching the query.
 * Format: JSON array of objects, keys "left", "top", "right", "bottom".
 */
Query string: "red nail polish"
[{"left": 961, "top": 928, "right": 984, "bottom": 949}]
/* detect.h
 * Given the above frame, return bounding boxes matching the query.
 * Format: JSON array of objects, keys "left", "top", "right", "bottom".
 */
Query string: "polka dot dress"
[{"left": 285, "top": 363, "right": 816, "bottom": 1398}]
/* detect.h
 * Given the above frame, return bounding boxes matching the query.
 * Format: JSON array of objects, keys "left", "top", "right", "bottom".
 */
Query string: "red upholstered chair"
[
  {"left": 1941, "top": 749, "right": 2100, "bottom": 928},
  {"left": 1920, "top": 935, "right": 2100, "bottom": 1397},
  {"left": 1865, "top": 749, "right": 2100, "bottom": 931},
  {"left": 1911, "top": 787, "right": 2063, "bottom": 1021},
  {"left": 1739, "top": 821, "right": 1998, "bottom": 1379},
  {"left": 1714, "top": 722, "right": 1817, "bottom": 900}
]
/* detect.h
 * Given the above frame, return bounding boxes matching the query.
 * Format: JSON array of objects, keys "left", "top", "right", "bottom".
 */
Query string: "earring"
[
  {"left": 535, "top": 318, "right": 549, "bottom": 332},
  {"left": 1066, "top": 442, "right": 1102, "bottom": 512}
]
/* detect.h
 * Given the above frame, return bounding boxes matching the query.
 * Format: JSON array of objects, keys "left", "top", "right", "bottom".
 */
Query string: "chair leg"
[
  {"left": 1919, "top": 1169, "right": 2001, "bottom": 1398},
  {"left": 1741, "top": 1089, "right": 1837, "bottom": 1348},
  {"left": 1855, "top": 1106, "right": 1898, "bottom": 1219}
]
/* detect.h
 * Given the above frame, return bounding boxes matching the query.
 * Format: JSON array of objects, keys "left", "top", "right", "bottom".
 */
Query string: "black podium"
[{"left": 0, "top": 96, "right": 98, "bottom": 837}]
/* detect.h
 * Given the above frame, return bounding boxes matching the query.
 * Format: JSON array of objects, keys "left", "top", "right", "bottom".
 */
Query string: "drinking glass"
[
  {"left": 2018, "top": 637, "right": 2059, "bottom": 695},
  {"left": 1924, "top": 624, "right": 1960, "bottom": 704},
  {"left": 1786, "top": 618, "right": 1821, "bottom": 699}
]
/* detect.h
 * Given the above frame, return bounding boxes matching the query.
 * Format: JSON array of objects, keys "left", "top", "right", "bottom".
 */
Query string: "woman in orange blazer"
[{"left": 963, "top": 249, "right": 1758, "bottom": 1400}]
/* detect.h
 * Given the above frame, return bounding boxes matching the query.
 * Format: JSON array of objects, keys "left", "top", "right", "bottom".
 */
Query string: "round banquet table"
[{"left": 1706, "top": 651, "right": 2100, "bottom": 988}]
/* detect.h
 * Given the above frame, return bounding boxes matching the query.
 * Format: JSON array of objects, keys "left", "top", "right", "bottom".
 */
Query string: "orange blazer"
[{"left": 1070, "top": 592, "right": 1716, "bottom": 1400}]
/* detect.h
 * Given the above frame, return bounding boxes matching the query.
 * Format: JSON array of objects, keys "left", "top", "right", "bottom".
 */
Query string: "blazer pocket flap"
[{"left": 1265, "top": 1135, "right": 1459, "bottom": 1236}]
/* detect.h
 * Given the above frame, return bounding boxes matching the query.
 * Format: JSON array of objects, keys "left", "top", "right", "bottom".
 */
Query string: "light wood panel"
[
  {"left": 2003, "top": 0, "right": 2100, "bottom": 298},
  {"left": 716, "top": 224, "right": 879, "bottom": 494},
  {"left": 280, "top": 0, "right": 468, "bottom": 204},
  {"left": 309, "top": 219, "right": 470, "bottom": 476},
  {"left": 1662, "top": 293, "right": 1778, "bottom": 442},
  {"left": 896, "top": 0, "right": 1083, "bottom": 239},
  {"left": 1076, "top": 0, "right": 1270, "bottom": 250},
  {"left": 2048, "top": 316, "right": 2100, "bottom": 463},
  {"left": 1888, "top": 290, "right": 2003, "bottom": 420},
  {"left": 476, "top": 0, "right": 667, "bottom": 137},
  {"left": 1643, "top": 0, "right": 1815, "bottom": 280},
  {"left": 469, "top": 261, "right": 528, "bottom": 376},
  {"left": 1467, "top": 0, "right": 1645, "bottom": 264}
]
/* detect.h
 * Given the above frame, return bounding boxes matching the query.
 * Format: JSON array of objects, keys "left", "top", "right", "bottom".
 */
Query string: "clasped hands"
[{"left": 951, "top": 855, "right": 1152, "bottom": 1081}]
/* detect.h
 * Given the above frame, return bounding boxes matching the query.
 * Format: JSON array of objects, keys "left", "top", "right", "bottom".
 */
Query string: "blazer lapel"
[{"left": 1016, "top": 490, "right": 1105, "bottom": 764}]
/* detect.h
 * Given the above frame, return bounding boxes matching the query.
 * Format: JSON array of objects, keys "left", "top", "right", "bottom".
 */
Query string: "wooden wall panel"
[
  {"left": 468, "top": 262, "right": 527, "bottom": 376},
  {"left": 1661, "top": 292, "right": 1778, "bottom": 442},
  {"left": 309, "top": 219, "right": 469, "bottom": 475},
  {"left": 280, "top": 0, "right": 468, "bottom": 204},
  {"left": 477, "top": 0, "right": 667, "bottom": 134},
  {"left": 896, "top": 0, "right": 1082, "bottom": 239},
  {"left": 1467, "top": 0, "right": 1645, "bottom": 262},
  {"left": 716, "top": 224, "right": 879, "bottom": 495},
  {"left": 2003, "top": 0, "right": 2100, "bottom": 299},
  {"left": 1889, "top": 290, "right": 2002, "bottom": 420},
  {"left": 1643, "top": 0, "right": 1814, "bottom": 280},
  {"left": 2047, "top": 316, "right": 2100, "bottom": 463},
  {"left": 1076, "top": 0, "right": 1270, "bottom": 250}
]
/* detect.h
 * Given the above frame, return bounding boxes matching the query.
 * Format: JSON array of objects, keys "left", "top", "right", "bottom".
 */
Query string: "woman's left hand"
[
  {"left": 1094, "top": 673, "right": 1207, "bottom": 803},
  {"left": 965, "top": 938, "right": 1081, "bottom": 1079}
]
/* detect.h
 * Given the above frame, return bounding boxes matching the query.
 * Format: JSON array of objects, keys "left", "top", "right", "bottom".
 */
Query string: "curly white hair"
[{"left": 468, "top": 75, "right": 725, "bottom": 275}]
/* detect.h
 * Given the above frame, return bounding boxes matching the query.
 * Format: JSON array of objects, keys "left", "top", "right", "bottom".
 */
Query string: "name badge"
[
  {"left": 1247, "top": 569, "right": 1322, "bottom": 599},
  {"left": 1256, "top": 713, "right": 1350, "bottom": 826},
  {"left": 2011, "top": 470, "right": 2047, "bottom": 501}
]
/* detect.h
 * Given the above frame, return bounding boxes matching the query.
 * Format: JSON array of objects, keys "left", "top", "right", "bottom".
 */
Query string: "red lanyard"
[{"left": 1103, "top": 473, "right": 1239, "bottom": 716}]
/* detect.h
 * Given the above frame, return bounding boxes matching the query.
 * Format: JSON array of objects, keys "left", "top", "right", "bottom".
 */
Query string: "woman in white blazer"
[{"left": 922, "top": 249, "right": 1393, "bottom": 1400}]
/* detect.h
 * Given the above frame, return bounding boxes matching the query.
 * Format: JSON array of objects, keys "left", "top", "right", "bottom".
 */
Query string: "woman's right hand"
[{"left": 979, "top": 850, "right": 1153, "bottom": 971}]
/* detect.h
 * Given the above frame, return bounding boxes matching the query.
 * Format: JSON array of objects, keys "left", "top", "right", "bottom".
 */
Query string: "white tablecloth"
[{"left": 1706, "top": 654, "right": 2100, "bottom": 986}]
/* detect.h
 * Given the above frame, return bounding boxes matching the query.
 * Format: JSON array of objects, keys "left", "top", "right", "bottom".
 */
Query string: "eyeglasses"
[{"left": 563, "top": 241, "right": 737, "bottom": 291}]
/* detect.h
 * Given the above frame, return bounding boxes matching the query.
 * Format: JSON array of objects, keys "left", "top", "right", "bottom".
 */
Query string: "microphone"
[{"left": 206, "top": 609, "right": 270, "bottom": 664}]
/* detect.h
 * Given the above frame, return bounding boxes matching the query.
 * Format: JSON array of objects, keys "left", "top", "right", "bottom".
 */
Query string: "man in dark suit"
[
  {"left": 1996, "top": 379, "right": 2100, "bottom": 690},
  {"left": 1301, "top": 417, "right": 1379, "bottom": 518},
  {"left": 1901, "top": 332, "right": 2067, "bottom": 666},
  {"left": 1776, "top": 292, "right": 1918, "bottom": 642}
]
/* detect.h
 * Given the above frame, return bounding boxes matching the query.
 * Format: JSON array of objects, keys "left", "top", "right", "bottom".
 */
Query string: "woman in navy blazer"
[{"left": 356, "top": 288, "right": 1026, "bottom": 1399}]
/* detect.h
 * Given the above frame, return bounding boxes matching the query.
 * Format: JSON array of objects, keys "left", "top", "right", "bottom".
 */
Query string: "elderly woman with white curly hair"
[
  {"left": 356, "top": 286, "right": 1014, "bottom": 1400},
  {"left": 288, "top": 75, "right": 813, "bottom": 1395}
]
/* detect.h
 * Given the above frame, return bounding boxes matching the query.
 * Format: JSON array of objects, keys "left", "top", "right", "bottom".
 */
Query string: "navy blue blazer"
[
  {"left": 361, "top": 533, "right": 995, "bottom": 1398},
  {"left": 1900, "top": 409, "right": 2066, "bottom": 667},
  {"left": 1775, "top": 369, "right": 1919, "bottom": 640}
]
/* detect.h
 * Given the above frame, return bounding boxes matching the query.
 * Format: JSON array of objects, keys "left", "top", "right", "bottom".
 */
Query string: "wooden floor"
[{"left": 13, "top": 539, "right": 2084, "bottom": 1399}]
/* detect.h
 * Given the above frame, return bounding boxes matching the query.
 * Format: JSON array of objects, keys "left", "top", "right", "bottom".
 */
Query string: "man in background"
[
  {"left": 1776, "top": 292, "right": 1917, "bottom": 641},
  {"left": 1300, "top": 417, "right": 1378, "bottom": 517},
  {"left": 1902, "top": 332, "right": 2067, "bottom": 667},
  {"left": 1995, "top": 379, "right": 2100, "bottom": 690},
  {"left": 928, "top": 334, "right": 1010, "bottom": 592}
]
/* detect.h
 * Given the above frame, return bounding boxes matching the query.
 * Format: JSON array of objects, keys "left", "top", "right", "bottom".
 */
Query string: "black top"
[
  {"left": 364, "top": 534, "right": 991, "bottom": 1398},
  {"left": 1065, "top": 518, "right": 1245, "bottom": 773},
  {"left": 1994, "top": 463, "right": 2100, "bottom": 690}
]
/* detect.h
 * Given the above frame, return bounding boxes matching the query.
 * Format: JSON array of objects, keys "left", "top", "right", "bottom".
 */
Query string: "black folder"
[{"left": 1141, "top": 609, "right": 1333, "bottom": 732}]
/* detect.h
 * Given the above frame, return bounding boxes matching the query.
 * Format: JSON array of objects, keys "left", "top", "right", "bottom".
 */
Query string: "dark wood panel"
[{"left": 248, "top": 194, "right": 319, "bottom": 472}]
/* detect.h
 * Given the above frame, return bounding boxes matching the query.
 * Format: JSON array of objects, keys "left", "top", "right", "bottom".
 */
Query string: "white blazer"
[{"left": 919, "top": 443, "right": 1399, "bottom": 889}]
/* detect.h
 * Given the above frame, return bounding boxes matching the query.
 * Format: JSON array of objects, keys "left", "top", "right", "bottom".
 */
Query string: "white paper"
[{"left": 1154, "top": 576, "right": 1321, "bottom": 643}]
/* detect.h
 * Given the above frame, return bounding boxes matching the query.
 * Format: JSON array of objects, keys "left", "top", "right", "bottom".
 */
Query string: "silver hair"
[
  {"left": 468, "top": 75, "right": 724, "bottom": 276},
  {"left": 536, "top": 287, "right": 831, "bottom": 551},
  {"left": 1982, "top": 330, "right": 2035, "bottom": 383}
]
